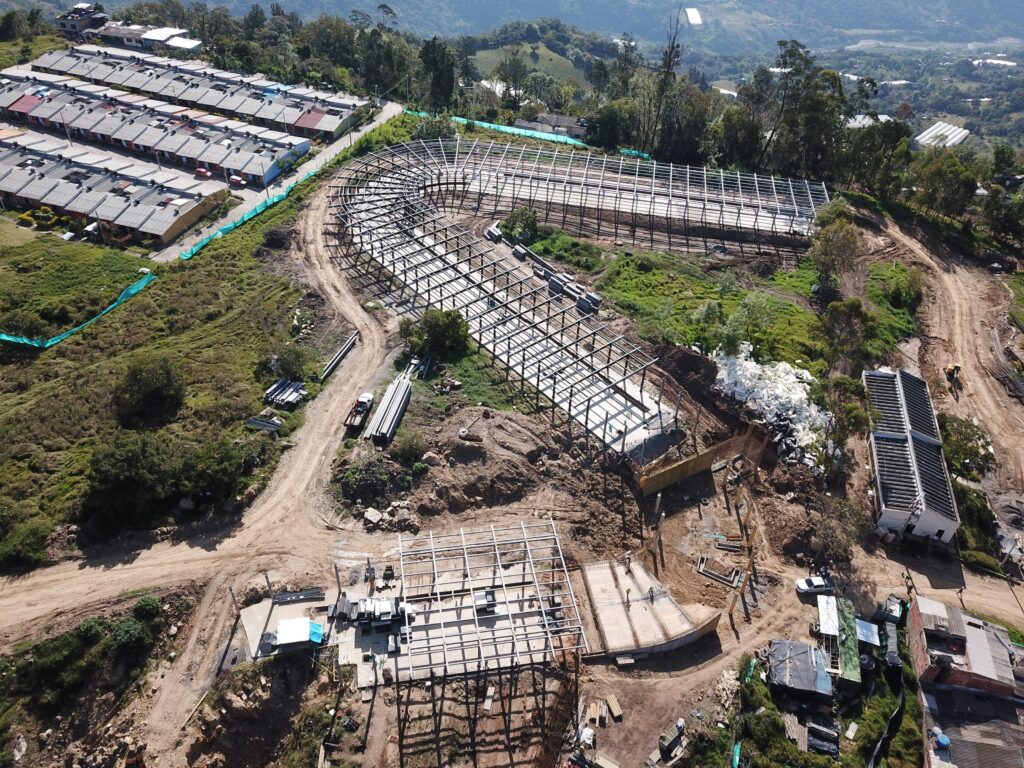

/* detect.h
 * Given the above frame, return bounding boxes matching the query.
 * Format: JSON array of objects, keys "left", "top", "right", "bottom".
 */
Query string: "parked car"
[
  {"left": 194, "top": 167, "right": 213, "bottom": 179},
  {"left": 228, "top": 174, "right": 247, "bottom": 187},
  {"left": 795, "top": 576, "right": 835, "bottom": 595}
]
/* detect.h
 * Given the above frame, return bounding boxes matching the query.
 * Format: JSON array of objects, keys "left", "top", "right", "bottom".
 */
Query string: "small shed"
[
  {"left": 767, "top": 640, "right": 833, "bottom": 702},
  {"left": 274, "top": 618, "right": 325, "bottom": 649}
]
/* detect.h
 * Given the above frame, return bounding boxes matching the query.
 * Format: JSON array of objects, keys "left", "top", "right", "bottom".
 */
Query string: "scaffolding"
[
  {"left": 328, "top": 140, "right": 721, "bottom": 460},
  {"left": 395, "top": 520, "right": 588, "bottom": 681},
  {"left": 392, "top": 522, "right": 586, "bottom": 768}
]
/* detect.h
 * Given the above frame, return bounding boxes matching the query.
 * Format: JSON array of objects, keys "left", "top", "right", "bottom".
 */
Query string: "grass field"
[
  {"left": 0, "top": 237, "right": 145, "bottom": 338},
  {"left": 0, "top": 34, "right": 65, "bottom": 69},
  {"left": 864, "top": 262, "right": 919, "bottom": 357},
  {"left": 596, "top": 250, "right": 828, "bottom": 374},
  {"left": 473, "top": 42, "right": 587, "bottom": 84},
  {"left": 0, "top": 217, "right": 37, "bottom": 247},
  {"left": 0, "top": 116, "right": 426, "bottom": 569}
]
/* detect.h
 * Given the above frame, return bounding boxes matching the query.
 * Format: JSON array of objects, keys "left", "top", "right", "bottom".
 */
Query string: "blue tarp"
[
  {"left": 0, "top": 271, "right": 157, "bottom": 349},
  {"left": 309, "top": 621, "right": 324, "bottom": 644}
]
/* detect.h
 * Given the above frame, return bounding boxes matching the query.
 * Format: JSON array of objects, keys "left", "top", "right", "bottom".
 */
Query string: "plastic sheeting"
[
  {"left": 711, "top": 342, "right": 830, "bottom": 460},
  {"left": 404, "top": 109, "right": 587, "bottom": 146},
  {"left": 179, "top": 168, "right": 319, "bottom": 260},
  {"left": 0, "top": 271, "right": 157, "bottom": 348}
]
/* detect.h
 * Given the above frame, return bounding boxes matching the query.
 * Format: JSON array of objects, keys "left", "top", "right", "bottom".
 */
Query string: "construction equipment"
[{"left": 344, "top": 392, "right": 374, "bottom": 430}]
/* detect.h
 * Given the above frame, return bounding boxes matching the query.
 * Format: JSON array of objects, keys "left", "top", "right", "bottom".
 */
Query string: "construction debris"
[{"left": 711, "top": 343, "right": 830, "bottom": 465}]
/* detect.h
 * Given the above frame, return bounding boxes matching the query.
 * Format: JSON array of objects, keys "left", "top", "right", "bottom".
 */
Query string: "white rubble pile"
[{"left": 711, "top": 343, "right": 831, "bottom": 466}]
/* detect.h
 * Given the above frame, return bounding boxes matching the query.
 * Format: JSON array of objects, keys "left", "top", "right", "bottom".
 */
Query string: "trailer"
[{"left": 344, "top": 392, "right": 375, "bottom": 430}]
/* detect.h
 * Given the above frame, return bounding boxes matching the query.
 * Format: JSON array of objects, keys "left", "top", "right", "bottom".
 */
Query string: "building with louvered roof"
[{"left": 863, "top": 368, "right": 959, "bottom": 543}]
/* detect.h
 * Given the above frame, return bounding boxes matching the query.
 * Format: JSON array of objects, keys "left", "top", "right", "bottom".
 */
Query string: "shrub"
[
  {"left": 399, "top": 308, "right": 470, "bottom": 361},
  {"left": 112, "top": 355, "right": 186, "bottom": 430},
  {"left": 390, "top": 431, "right": 427, "bottom": 466},
  {"left": 500, "top": 207, "right": 538, "bottom": 242},
  {"left": 0, "top": 517, "right": 52, "bottom": 568},
  {"left": 411, "top": 462, "right": 429, "bottom": 477},
  {"left": 274, "top": 344, "right": 310, "bottom": 380},
  {"left": 133, "top": 596, "right": 162, "bottom": 622},
  {"left": 961, "top": 549, "right": 1003, "bottom": 574},
  {"left": 110, "top": 618, "right": 154, "bottom": 660},
  {"left": 75, "top": 617, "right": 106, "bottom": 644}
]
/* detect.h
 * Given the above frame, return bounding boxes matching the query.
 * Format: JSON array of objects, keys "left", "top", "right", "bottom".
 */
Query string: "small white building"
[{"left": 863, "top": 369, "right": 959, "bottom": 543}]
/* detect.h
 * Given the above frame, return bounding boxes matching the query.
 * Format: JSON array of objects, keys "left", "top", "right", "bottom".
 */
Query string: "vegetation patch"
[
  {"left": 0, "top": 238, "right": 144, "bottom": 340},
  {"left": 952, "top": 481, "right": 1002, "bottom": 574},
  {"left": 0, "top": 596, "right": 174, "bottom": 767},
  {"left": 530, "top": 228, "right": 605, "bottom": 273},
  {"left": 596, "top": 250, "right": 827, "bottom": 374},
  {"left": 864, "top": 262, "right": 922, "bottom": 357},
  {"left": 1007, "top": 273, "right": 1024, "bottom": 331}
]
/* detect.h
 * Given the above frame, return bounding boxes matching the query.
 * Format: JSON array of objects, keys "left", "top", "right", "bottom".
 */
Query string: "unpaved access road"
[
  {"left": 876, "top": 221, "right": 1024, "bottom": 495},
  {"left": 0, "top": 183, "right": 392, "bottom": 764}
]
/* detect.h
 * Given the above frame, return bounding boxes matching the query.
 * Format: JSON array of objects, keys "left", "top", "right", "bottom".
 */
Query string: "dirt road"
[
  {"left": 0, "top": 184, "right": 392, "bottom": 763},
  {"left": 875, "top": 221, "right": 1024, "bottom": 495}
]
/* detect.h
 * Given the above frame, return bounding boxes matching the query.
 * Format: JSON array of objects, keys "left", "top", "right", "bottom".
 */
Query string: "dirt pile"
[{"left": 409, "top": 407, "right": 557, "bottom": 516}]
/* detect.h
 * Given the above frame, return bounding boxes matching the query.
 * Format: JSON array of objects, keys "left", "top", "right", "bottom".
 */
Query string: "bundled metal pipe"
[{"left": 364, "top": 368, "right": 413, "bottom": 444}]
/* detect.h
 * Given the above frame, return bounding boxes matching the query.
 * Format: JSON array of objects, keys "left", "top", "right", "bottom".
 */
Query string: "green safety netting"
[
  {"left": 0, "top": 271, "right": 157, "bottom": 349},
  {"left": 404, "top": 110, "right": 588, "bottom": 147},
  {"left": 179, "top": 168, "right": 319, "bottom": 260}
]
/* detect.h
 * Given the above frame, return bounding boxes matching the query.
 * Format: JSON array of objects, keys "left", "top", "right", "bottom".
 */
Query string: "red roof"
[
  {"left": 9, "top": 94, "right": 42, "bottom": 115},
  {"left": 294, "top": 107, "right": 326, "bottom": 130}
]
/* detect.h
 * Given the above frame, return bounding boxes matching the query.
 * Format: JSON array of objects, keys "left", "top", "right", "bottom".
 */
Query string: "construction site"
[{"left": 7, "top": 119, "right": 1024, "bottom": 768}]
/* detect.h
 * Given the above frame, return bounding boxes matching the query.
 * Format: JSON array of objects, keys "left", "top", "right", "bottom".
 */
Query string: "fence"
[
  {"left": 179, "top": 168, "right": 319, "bottom": 260},
  {"left": 0, "top": 271, "right": 157, "bottom": 349}
]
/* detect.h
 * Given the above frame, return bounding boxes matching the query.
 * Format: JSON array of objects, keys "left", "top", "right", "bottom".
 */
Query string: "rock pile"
[{"left": 354, "top": 500, "right": 421, "bottom": 533}]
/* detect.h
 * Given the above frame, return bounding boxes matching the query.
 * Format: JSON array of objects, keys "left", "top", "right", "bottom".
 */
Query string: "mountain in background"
[{"left": 94, "top": 0, "right": 1024, "bottom": 53}]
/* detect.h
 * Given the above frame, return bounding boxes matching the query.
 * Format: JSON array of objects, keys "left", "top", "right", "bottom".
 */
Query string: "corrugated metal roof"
[
  {"left": 818, "top": 595, "right": 839, "bottom": 636},
  {"left": 864, "top": 368, "right": 958, "bottom": 522}
]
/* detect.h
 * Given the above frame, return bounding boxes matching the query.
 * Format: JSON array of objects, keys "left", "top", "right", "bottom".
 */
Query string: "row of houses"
[
  {"left": 32, "top": 45, "right": 368, "bottom": 142},
  {"left": 0, "top": 67, "right": 309, "bottom": 187},
  {"left": 0, "top": 128, "right": 227, "bottom": 243}
]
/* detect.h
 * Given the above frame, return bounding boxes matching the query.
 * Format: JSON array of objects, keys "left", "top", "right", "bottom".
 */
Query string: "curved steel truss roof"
[{"left": 328, "top": 139, "right": 827, "bottom": 458}]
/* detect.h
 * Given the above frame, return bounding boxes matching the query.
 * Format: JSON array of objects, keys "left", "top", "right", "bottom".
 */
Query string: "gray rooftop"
[{"left": 864, "top": 368, "right": 958, "bottom": 522}]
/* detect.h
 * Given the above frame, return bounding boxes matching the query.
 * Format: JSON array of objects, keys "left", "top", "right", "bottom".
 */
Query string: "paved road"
[{"left": 149, "top": 100, "right": 404, "bottom": 264}]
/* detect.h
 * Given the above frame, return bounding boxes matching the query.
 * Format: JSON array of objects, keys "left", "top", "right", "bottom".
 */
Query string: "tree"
[
  {"left": 819, "top": 375, "right": 871, "bottom": 478},
  {"left": 912, "top": 148, "right": 977, "bottom": 218},
  {"left": 412, "top": 114, "right": 457, "bottom": 141},
  {"left": 689, "top": 299, "right": 725, "bottom": 352},
  {"left": 492, "top": 47, "right": 528, "bottom": 109},
  {"left": 524, "top": 71, "right": 558, "bottom": 103},
  {"left": 399, "top": 309, "right": 470, "bottom": 362},
  {"left": 587, "top": 59, "right": 610, "bottom": 96},
  {"left": 111, "top": 618, "right": 154, "bottom": 660},
  {"left": 274, "top": 344, "right": 310, "bottom": 380},
  {"left": 808, "top": 219, "right": 858, "bottom": 291},
  {"left": 501, "top": 207, "right": 538, "bottom": 241},
  {"left": 992, "top": 143, "right": 1018, "bottom": 176},
  {"left": 242, "top": 3, "right": 266, "bottom": 39},
  {"left": 938, "top": 413, "right": 995, "bottom": 479},
  {"left": 112, "top": 355, "right": 186, "bottom": 430},
  {"left": 85, "top": 431, "right": 177, "bottom": 532},
  {"left": 821, "top": 298, "right": 877, "bottom": 371},
  {"left": 419, "top": 37, "right": 457, "bottom": 111},
  {"left": 724, "top": 292, "right": 777, "bottom": 355}
]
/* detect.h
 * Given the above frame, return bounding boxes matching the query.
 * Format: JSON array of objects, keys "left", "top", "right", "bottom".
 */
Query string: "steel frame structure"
[
  {"left": 394, "top": 521, "right": 588, "bottom": 682},
  {"left": 329, "top": 141, "right": 713, "bottom": 459}
]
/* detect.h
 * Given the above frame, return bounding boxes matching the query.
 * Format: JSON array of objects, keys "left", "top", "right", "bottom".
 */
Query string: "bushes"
[
  {"left": 110, "top": 618, "right": 154, "bottom": 660},
  {"left": 133, "top": 596, "right": 162, "bottom": 622},
  {"left": 112, "top": 355, "right": 186, "bottom": 430},
  {"left": 960, "top": 549, "right": 1003, "bottom": 574},
  {"left": 389, "top": 430, "right": 427, "bottom": 466},
  {"left": 500, "top": 207, "right": 538, "bottom": 242},
  {"left": 399, "top": 308, "right": 470, "bottom": 362},
  {"left": 939, "top": 413, "right": 994, "bottom": 479},
  {"left": 0, "top": 516, "right": 51, "bottom": 568}
]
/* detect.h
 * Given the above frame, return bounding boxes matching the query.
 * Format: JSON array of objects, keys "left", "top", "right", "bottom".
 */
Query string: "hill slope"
[{"left": 107, "top": 0, "right": 1024, "bottom": 52}]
